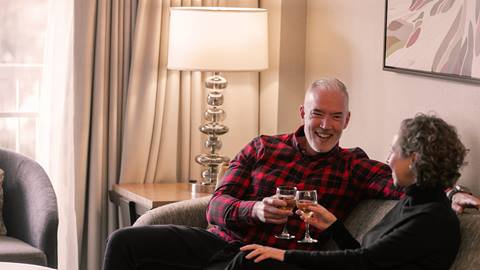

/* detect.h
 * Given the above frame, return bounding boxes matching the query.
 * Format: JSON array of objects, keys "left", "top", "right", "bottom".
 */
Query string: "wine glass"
[
  {"left": 274, "top": 186, "right": 297, "bottom": 239},
  {"left": 296, "top": 190, "right": 318, "bottom": 243}
]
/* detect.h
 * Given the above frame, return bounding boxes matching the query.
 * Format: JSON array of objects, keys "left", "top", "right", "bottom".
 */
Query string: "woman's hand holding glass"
[
  {"left": 296, "top": 190, "right": 318, "bottom": 243},
  {"left": 296, "top": 203, "right": 337, "bottom": 231}
]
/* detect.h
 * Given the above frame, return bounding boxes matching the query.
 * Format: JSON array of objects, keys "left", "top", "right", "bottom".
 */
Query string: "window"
[{"left": 0, "top": 0, "right": 48, "bottom": 159}]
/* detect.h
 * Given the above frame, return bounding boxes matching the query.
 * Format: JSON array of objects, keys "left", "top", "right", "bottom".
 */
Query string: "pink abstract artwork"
[{"left": 384, "top": 0, "right": 480, "bottom": 82}]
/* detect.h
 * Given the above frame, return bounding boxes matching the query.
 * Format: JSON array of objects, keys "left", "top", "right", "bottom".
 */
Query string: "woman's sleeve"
[{"left": 325, "top": 220, "right": 360, "bottom": 250}]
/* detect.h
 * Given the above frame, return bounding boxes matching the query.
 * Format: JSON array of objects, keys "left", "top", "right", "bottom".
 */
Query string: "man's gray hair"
[{"left": 307, "top": 78, "right": 349, "bottom": 104}]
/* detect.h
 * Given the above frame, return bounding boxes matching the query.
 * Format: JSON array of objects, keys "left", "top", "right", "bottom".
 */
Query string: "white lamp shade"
[{"left": 167, "top": 7, "right": 269, "bottom": 71}]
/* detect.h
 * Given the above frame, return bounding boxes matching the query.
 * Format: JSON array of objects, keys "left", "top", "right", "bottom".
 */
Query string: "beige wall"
[
  {"left": 277, "top": 0, "right": 307, "bottom": 134},
  {"left": 260, "top": 0, "right": 306, "bottom": 135},
  {"left": 305, "top": 0, "right": 480, "bottom": 194},
  {"left": 260, "top": 0, "right": 281, "bottom": 135},
  {"left": 220, "top": 72, "right": 260, "bottom": 160}
]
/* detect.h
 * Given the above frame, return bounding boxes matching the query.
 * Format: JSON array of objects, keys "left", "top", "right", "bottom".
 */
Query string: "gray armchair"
[
  {"left": 0, "top": 148, "right": 58, "bottom": 268},
  {"left": 134, "top": 197, "right": 480, "bottom": 270}
]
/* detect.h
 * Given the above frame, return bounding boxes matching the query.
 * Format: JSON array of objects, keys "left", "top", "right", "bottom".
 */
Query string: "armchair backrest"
[{"left": 0, "top": 148, "right": 58, "bottom": 268}]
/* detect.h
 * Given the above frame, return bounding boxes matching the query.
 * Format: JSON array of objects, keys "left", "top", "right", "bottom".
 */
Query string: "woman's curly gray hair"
[{"left": 398, "top": 114, "right": 468, "bottom": 189}]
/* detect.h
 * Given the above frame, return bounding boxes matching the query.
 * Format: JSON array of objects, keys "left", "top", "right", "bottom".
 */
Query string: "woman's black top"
[{"left": 284, "top": 186, "right": 460, "bottom": 270}]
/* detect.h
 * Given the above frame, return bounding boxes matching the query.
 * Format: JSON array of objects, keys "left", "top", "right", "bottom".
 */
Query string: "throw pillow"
[
  {"left": 215, "top": 163, "right": 229, "bottom": 190},
  {"left": 0, "top": 168, "right": 6, "bottom": 235}
]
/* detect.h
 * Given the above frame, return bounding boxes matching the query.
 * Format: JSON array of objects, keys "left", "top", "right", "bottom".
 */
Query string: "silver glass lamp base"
[{"left": 194, "top": 72, "right": 230, "bottom": 192}]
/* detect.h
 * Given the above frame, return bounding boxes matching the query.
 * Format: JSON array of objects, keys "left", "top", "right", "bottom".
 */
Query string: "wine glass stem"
[
  {"left": 281, "top": 224, "right": 289, "bottom": 235},
  {"left": 304, "top": 223, "right": 311, "bottom": 239}
]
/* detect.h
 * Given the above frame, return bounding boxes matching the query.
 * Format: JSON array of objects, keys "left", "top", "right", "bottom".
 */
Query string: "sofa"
[
  {"left": 134, "top": 196, "right": 480, "bottom": 269},
  {"left": 0, "top": 148, "right": 58, "bottom": 268}
]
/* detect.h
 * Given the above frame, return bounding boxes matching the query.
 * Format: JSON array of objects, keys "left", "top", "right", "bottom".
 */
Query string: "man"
[{"left": 103, "top": 78, "right": 479, "bottom": 270}]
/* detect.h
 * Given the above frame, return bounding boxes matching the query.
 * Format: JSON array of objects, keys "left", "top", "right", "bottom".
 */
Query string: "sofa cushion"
[
  {"left": 0, "top": 168, "right": 7, "bottom": 235},
  {"left": 0, "top": 236, "right": 47, "bottom": 266},
  {"left": 215, "top": 163, "right": 229, "bottom": 190}
]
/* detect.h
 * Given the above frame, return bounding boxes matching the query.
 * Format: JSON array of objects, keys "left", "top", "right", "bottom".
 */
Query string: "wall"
[
  {"left": 305, "top": 0, "right": 480, "bottom": 194},
  {"left": 277, "top": 0, "right": 307, "bottom": 134},
  {"left": 219, "top": 72, "right": 260, "bottom": 160},
  {"left": 260, "top": 0, "right": 306, "bottom": 135},
  {"left": 259, "top": 0, "right": 281, "bottom": 135}
]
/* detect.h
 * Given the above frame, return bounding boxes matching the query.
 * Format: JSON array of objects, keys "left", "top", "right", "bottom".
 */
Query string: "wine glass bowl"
[
  {"left": 278, "top": 194, "right": 296, "bottom": 211},
  {"left": 296, "top": 200, "right": 315, "bottom": 217},
  {"left": 274, "top": 186, "right": 297, "bottom": 240},
  {"left": 296, "top": 190, "right": 318, "bottom": 243}
]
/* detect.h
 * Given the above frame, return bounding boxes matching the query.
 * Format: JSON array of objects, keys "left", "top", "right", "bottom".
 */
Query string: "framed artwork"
[{"left": 383, "top": 0, "right": 480, "bottom": 83}]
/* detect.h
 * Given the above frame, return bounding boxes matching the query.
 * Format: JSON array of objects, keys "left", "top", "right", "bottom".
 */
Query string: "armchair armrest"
[{"left": 133, "top": 196, "right": 211, "bottom": 228}]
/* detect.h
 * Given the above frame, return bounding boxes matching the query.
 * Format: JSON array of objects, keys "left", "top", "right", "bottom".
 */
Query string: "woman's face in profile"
[{"left": 387, "top": 135, "right": 416, "bottom": 187}]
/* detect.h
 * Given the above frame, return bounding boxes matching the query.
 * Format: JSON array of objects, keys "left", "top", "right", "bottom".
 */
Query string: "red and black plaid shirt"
[{"left": 206, "top": 126, "right": 403, "bottom": 250}]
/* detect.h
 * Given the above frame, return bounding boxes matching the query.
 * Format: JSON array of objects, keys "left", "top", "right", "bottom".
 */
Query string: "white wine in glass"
[
  {"left": 296, "top": 200, "right": 315, "bottom": 217},
  {"left": 274, "top": 186, "right": 297, "bottom": 240}
]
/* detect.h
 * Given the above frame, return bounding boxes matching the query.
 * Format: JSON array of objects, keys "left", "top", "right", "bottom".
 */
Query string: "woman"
[{"left": 226, "top": 114, "right": 467, "bottom": 270}]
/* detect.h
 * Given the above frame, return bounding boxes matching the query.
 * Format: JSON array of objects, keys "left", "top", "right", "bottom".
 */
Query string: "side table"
[{"left": 109, "top": 183, "right": 211, "bottom": 227}]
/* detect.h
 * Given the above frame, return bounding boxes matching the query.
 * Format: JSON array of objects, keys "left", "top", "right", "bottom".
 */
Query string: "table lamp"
[{"left": 167, "top": 7, "right": 268, "bottom": 192}]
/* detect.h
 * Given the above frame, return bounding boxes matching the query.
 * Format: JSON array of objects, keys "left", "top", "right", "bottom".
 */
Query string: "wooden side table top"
[{"left": 112, "top": 182, "right": 212, "bottom": 210}]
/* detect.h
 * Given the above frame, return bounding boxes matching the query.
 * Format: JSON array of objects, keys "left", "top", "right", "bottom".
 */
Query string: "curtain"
[
  {"left": 38, "top": 0, "right": 76, "bottom": 269},
  {"left": 74, "top": 0, "right": 259, "bottom": 269},
  {"left": 74, "top": 0, "right": 137, "bottom": 269}
]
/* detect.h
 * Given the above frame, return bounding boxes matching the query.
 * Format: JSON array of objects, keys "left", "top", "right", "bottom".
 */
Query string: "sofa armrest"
[
  {"left": 451, "top": 211, "right": 480, "bottom": 270},
  {"left": 133, "top": 196, "right": 211, "bottom": 228}
]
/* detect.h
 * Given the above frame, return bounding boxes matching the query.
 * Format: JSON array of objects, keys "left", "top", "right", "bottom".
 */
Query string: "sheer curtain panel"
[{"left": 38, "top": 0, "right": 76, "bottom": 269}]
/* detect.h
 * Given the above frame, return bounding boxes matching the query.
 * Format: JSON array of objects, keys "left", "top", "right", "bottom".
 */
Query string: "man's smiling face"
[{"left": 300, "top": 87, "right": 350, "bottom": 154}]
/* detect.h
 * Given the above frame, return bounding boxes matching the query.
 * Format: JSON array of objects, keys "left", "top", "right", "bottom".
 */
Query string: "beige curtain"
[
  {"left": 74, "top": 0, "right": 259, "bottom": 269},
  {"left": 74, "top": 0, "right": 137, "bottom": 269}
]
